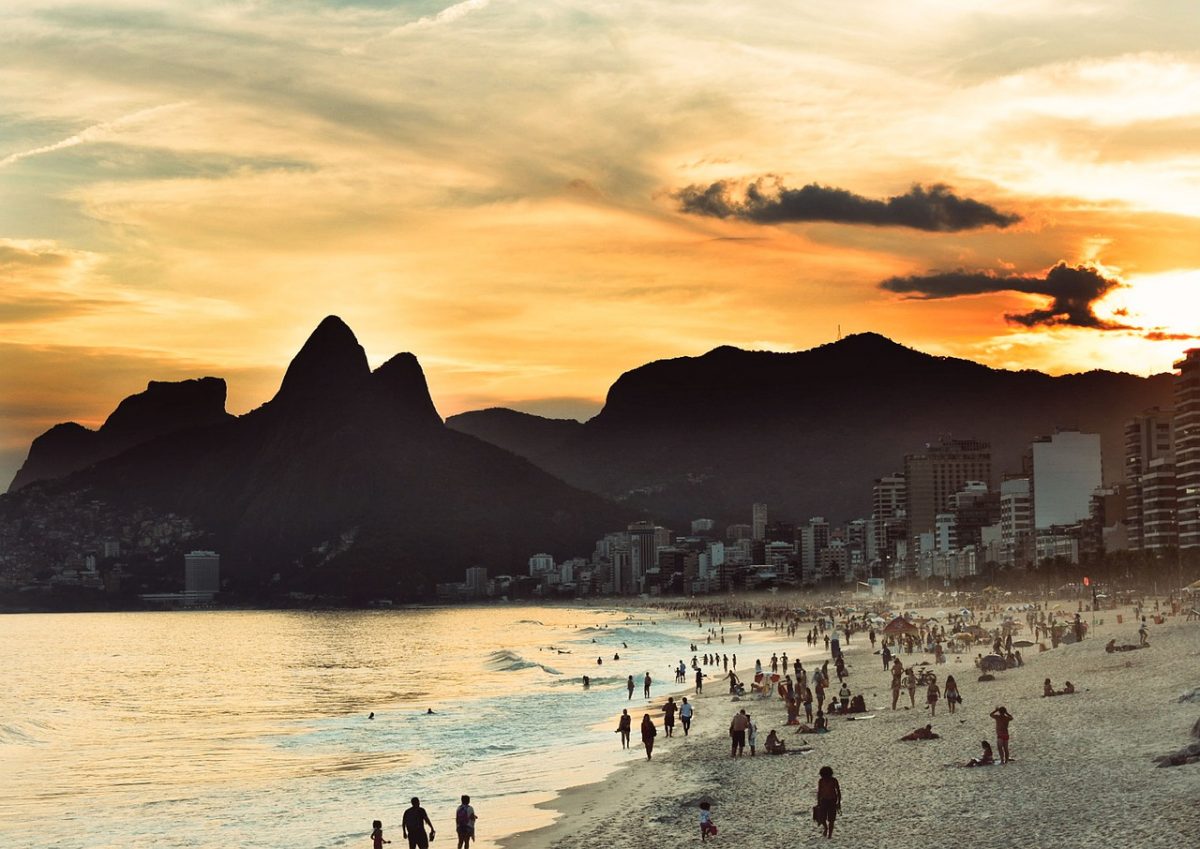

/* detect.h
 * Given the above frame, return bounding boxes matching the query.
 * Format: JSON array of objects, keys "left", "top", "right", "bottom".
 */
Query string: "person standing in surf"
[{"left": 627, "top": 675, "right": 635, "bottom": 700}]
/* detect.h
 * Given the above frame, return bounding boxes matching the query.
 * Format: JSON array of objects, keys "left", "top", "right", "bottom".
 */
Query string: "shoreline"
[
  {"left": 501, "top": 615, "right": 842, "bottom": 849},
  {"left": 502, "top": 600, "right": 1200, "bottom": 849}
]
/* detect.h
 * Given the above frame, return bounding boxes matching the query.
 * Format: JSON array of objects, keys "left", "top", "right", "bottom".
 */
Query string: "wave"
[
  {"left": 516, "top": 620, "right": 545, "bottom": 626},
  {"left": 486, "top": 649, "right": 560, "bottom": 675}
]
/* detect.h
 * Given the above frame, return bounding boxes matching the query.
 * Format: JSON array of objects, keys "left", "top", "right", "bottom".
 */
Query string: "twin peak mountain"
[{"left": 6, "top": 317, "right": 1172, "bottom": 595}]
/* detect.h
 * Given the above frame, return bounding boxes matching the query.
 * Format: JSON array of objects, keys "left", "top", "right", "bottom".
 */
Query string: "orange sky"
[{"left": 2, "top": 1, "right": 1200, "bottom": 486}]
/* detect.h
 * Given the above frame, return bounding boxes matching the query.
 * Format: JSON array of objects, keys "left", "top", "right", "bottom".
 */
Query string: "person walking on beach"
[
  {"left": 926, "top": 678, "right": 941, "bottom": 716},
  {"left": 814, "top": 766, "right": 841, "bottom": 839},
  {"left": 640, "top": 713, "right": 657, "bottom": 760},
  {"left": 663, "top": 697, "right": 677, "bottom": 737},
  {"left": 747, "top": 712, "right": 758, "bottom": 756},
  {"left": 627, "top": 675, "right": 635, "bottom": 700},
  {"left": 802, "top": 685, "right": 814, "bottom": 723},
  {"left": 617, "top": 709, "right": 632, "bottom": 748},
  {"left": 454, "top": 796, "right": 477, "bottom": 849},
  {"left": 904, "top": 668, "right": 918, "bottom": 709},
  {"left": 696, "top": 667, "right": 705, "bottom": 694},
  {"left": 402, "top": 798, "right": 435, "bottom": 849},
  {"left": 990, "top": 706, "right": 1013, "bottom": 764},
  {"left": 680, "top": 697, "right": 694, "bottom": 735},
  {"left": 372, "top": 819, "right": 391, "bottom": 849},
  {"left": 643, "top": 672, "right": 652, "bottom": 699},
  {"left": 730, "top": 709, "right": 749, "bottom": 757},
  {"left": 945, "top": 675, "right": 960, "bottom": 714}
]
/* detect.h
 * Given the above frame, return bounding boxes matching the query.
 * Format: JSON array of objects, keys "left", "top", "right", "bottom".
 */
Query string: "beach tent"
[
  {"left": 980, "top": 654, "right": 1007, "bottom": 672},
  {"left": 882, "top": 617, "right": 919, "bottom": 635}
]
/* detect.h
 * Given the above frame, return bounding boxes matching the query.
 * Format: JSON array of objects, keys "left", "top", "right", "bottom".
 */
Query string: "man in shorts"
[
  {"left": 402, "top": 797, "right": 435, "bottom": 849},
  {"left": 455, "top": 795, "right": 477, "bottom": 848},
  {"left": 990, "top": 706, "right": 1013, "bottom": 764}
]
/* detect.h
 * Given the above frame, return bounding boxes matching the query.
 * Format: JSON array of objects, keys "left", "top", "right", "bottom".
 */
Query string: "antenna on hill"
[{"left": 837, "top": 324, "right": 842, "bottom": 341}]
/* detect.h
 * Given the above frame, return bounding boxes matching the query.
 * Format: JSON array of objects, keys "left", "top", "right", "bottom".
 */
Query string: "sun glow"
[{"left": 1097, "top": 270, "right": 1200, "bottom": 338}]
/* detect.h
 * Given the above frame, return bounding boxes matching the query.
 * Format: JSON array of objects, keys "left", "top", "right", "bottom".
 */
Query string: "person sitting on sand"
[
  {"left": 900, "top": 724, "right": 939, "bottom": 741},
  {"left": 1044, "top": 678, "right": 1056, "bottom": 697},
  {"left": 793, "top": 710, "right": 829, "bottom": 735},
  {"left": 1063, "top": 681, "right": 1075, "bottom": 694},
  {"left": 764, "top": 729, "right": 787, "bottom": 754},
  {"left": 965, "top": 740, "right": 994, "bottom": 767}
]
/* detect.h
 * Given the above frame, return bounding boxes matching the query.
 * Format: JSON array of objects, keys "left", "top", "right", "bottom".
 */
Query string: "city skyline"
[{"left": 4, "top": 1, "right": 1200, "bottom": 490}]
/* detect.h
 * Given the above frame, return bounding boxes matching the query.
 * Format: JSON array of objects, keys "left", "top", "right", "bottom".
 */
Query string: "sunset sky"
[{"left": 3, "top": 0, "right": 1200, "bottom": 486}]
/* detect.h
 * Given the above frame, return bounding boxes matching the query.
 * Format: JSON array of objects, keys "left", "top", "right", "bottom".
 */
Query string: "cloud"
[
  {"left": 675, "top": 179, "right": 1020, "bottom": 232},
  {"left": 0, "top": 102, "right": 189, "bottom": 169},
  {"left": 880, "top": 262, "right": 1131, "bottom": 329}
]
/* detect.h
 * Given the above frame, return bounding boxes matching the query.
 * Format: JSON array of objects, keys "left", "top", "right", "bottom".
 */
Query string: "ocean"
[{"left": 0, "top": 605, "right": 808, "bottom": 848}]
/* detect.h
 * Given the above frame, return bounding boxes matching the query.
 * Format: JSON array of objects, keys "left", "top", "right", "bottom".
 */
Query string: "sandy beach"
[{"left": 503, "top": 601, "right": 1200, "bottom": 848}]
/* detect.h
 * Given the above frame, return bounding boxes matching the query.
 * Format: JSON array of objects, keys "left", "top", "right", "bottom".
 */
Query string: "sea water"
[{"left": 0, "top": 606, "right": 808, "bottom": 848}]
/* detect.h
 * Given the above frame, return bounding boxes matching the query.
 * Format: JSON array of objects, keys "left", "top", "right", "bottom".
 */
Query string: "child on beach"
[
  {"left": 371, "top": 820, "right": 390, "bottom": 848},
  {"left": 699, "top": 801, "right": 717, "bottom": 840}
]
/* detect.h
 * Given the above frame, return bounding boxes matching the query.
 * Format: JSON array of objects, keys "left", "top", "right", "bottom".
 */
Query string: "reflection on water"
[{"left": 1, "top": 606, "right": 788, "bottom": 849}]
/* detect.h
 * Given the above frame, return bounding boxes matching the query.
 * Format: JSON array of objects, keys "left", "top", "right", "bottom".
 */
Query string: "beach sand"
[{"left": 503, "top": 603, "right": 1200, "bottom": 848}]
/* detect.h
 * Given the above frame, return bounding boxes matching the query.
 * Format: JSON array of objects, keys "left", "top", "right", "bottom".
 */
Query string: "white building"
[
  {"left": 1032, "top": 432, "right": 1103, "bottom": 530},
  {"left": 184, "top": 550, "right": 220, "bottom": 597},
  {"left": 1000, "top": 477, "right": 1033, "bottom": 568},
  {"left": 690, "top": 518, "right": 716, "bottom": 534},
  {"left": 752, "top": 503, "right": 768, "bottom": 541},
  {"left": 528, "top": 553, "right": 555, "bottom": 577},
  {"left": 465, "top": 566, "right": 489, "bottom": 596}
]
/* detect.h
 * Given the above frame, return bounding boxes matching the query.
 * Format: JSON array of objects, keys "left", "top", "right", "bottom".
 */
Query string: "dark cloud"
[
  {"left": 675, "top": 178, "right": 1020, "bottom": 232},
  {"left": 881, "top": 262, "right": 1132, "bottom": 330},
  {"left": 1143, "top": 331, "right": 1200, "bottom": 341}
]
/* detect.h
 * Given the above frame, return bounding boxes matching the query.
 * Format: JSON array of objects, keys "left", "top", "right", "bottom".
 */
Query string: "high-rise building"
[
  {"left": 184, "top": 550, "right": 220, "bottom": 597},
  {"left": 904, "top": 438, "right": 991, "bottom": 567},
  {"left": 528, "top": 553, "right": 555, "bottom": 577},
  {"left": 628, "top": 521, "right": 661, "bottom": 588},
  {"left": 752, "top": 503, "right": 768, "bottom": 541},
  {"left": 1142, "top": 458, "right": 1179, "bottom": 550},
  {"left": 1124, "top": 408, "right": 1174, "bottom": 550},
  {"left": 1031, "top": 431, "right": 1103, "bottom": 530},
  {"left": 799, "top": 517, "right": 830, "bottom": 583},
  {"left": 1000, "top": 477, "right": 1033, "bottom": 568},
  {"left": 870, "top": 474, "right": 907, "bottom": 565},
  {"left": 1176, "top": 349, "right": 1200, "bottom": 549},
  {"left": 465, "top": 566, "right": 489, "bottom": 596}
]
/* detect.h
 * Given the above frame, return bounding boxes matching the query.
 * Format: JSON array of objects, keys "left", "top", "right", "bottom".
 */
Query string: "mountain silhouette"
[
  {"left": 9, "top": 377, "right": 232, "bottom": 491},
  {"left": 5, "top": 318, "right": 626, "bottom": 599},
  {"left": 447, "top": 333, "right": 1174, "bottom": 526}
]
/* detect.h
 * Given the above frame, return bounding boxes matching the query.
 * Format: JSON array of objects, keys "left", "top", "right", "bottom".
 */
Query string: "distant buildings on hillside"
[{"left": 508, "top": 347, "right": 1200, "bottom": 597}]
